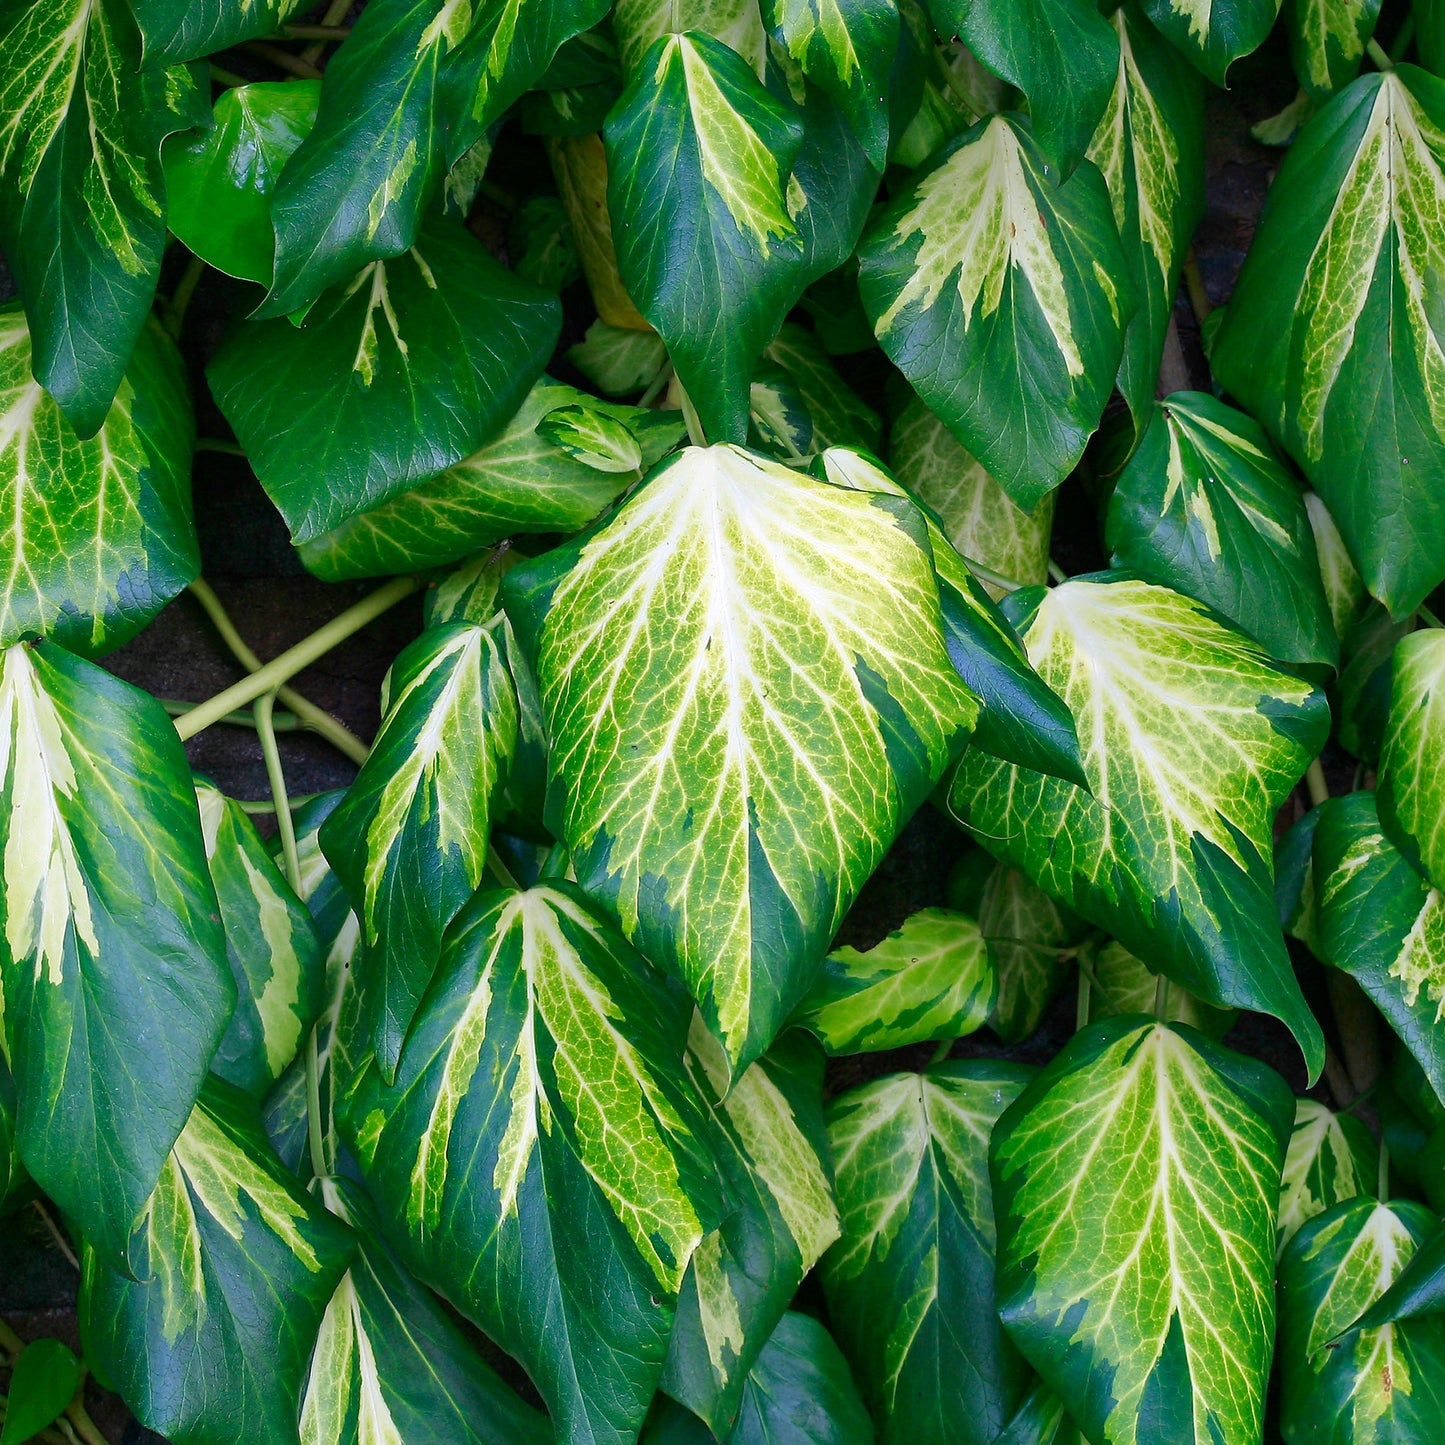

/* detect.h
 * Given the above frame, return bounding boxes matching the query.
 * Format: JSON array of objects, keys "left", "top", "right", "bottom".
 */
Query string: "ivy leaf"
[
  {"left": 1285, "top": 0, "right": 1383, "bottom": 98},
  {"left": 858, "top": 112, "right": 1132, "bottom": 511},
  {"left": 1312, "top": 790, "right": 1445, "bottom": 1107},
  {"left": 298, "top": 379, "right": 681, "bottom": 581},
  {"left": 1378, "top": 628, "right": 1445, "bottom": 889},
  {"left": 1105, "top": 392, "right": 1338, "bottom": 668},
  {"left": 161, "top": 79, "right": 319, "bottom": 286},
  {"left": 320, "top": 621, "right": 517, "bottom": 1079},
  {"left": 792, "top": 908, "right": 994, "bottom": 1054},
  {"left": 538, "top": 401, "right": 644, "bottom": 472},
  {"left": 0, "top": 1059, "right": 23, "bottom": 1214},
  {"left": 761, "top": 0, "right": 899, "bottom": 168},
  {"left": 209, "top": 216, "right": 560, "bottom": 544},
  {"left": 1088, "top": 6, "right": 1205, "bottom": 426},
  {"left": 663, "top": 1025, "right": 840, "bottom": 1435},
  {"left": 345, "top": 883, "right": 725, "bottom": 1445},
  {"left": 1279, "top": 1198, "right": 1445, "bottom": 1440},
  {"left": 1336, "top": 602, "right": 1412, "bottom": 764},
  {"left": 763, "top": 324, "right": 882, "bottom": 453},
  {"left": 604, "top": 32, "right": 807, "bottom": 444},
  {"left": 131, "top": 0, "right": 307, "bottom": 63},
  {"left": 649, "top": 1312, "right": 872, "bottom": 1445},
  {"left": 950, "top": 576, "right": 1329, "bottom": 1077},
  {"left": 568, "top": 320, "right": 670, "bottom": 396},
  {"left": 301, "top": 1176, "right": 550, "bottom": 1445},
  {"left": 1277, "top": 1098, "right": 1378, "bottom": 1255},
  {"left": 1306, "top": 490, "right": 1366, "bottom": 637},
  {"left": 1140, "top": 0, "right": 1282, "bottom": 83},
  {"left": 0, "top": 642, "right": 234, "bottom": 1265},
  {"left": 0, "top": 0, "right": 206, "bottom": 437},
  {"left": 991, "top": 1017, "right": 1294, "bottom": 1445},
  {"left": 0, "top": 307, "right": 197, "bottom": 658},
  {"left": 993, "top": 1385, "right": 1090, "bottom": 1445},
  {"left": 820, "top": 1062, "right": 1036, "bottom": 1445},
  {"left": 1086, "top": 939, "right": 1237, "bottom": 1039},
  {"left": 612, "top": 0, "right": 770, "bottom": 77},
  {"left": 0, "top": 1339, "right": 81, "bottom": 1445},
  {"left": 79, "top": 1077, "right": 355, "bottom": 1445},
  {"left": 503, "top": 444, "right": 977, "bottom": 1076},
  {"left": 921, "top": 0, "right": 1119, "bottom": 176},
  {"left": 1212, "top": 67, "right": 1445, "bottom": 616}
]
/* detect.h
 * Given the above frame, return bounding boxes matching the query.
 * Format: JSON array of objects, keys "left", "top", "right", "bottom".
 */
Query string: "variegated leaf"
[
  {"left": 345, "top": 883, "right": 724, "bottom": 1445},
  {"left": 991, "top": 1018, "right": 1294, "bottom": 1445},
  {"left": 764, "top": 323, "right": 881, "bottom": 453},
  {"left": 567, "top": 319, "right": 670, "bottom": 396},
  {"left": 0, "top": 642, "right": 233, "bottom": 1263},
  {"left": 1086, "top": 939, "right": 1236, "bottom": 1039},
  {"left": 613, "top": 0, "right": 771, "bottom": 76},
  {"left": 858, "top": 112, "right": 1132, "bottom": 510},
  {"left": 538, "top": 401, "right": 644, "bottom": 473},
  {"left": 1378, "top": 627, "right": 1445, "bottom": 890},
  {"left": 1212, "top": 67, "right": 1445, "bottom": 615},
  {"left": 1277, "top": 1097, "right": 1378, "bottom": 1255},
  {"left": 821, "top": 1062, "right": 1035, "bottom": 1445},
  {"left": 1285, "top": 0, "right": 1383, "bottom": 99},
  {"left": 80, "top": 1077, "right": 355, "bottom": 1445},
  {"left": 0, "top": 306, "right": 197, "bottom": 658},
  {"left": 320, "top": 621, "right": 518, "bottom": 1078},
  {"left": 949, "top": 576, "right": 1329, "bottom": 1076},
  {"left": 1305, "top": 491, "right": 1365, "bottom": 638},
  {"left": 503, "top": 443, "right": 977, "bottom": 1076},
  {"left": 132, "top": 0, "right": 308, "bottom": 63},
  {"left": 1140, "top": 0, "right": 1283, "bottom": 84}
]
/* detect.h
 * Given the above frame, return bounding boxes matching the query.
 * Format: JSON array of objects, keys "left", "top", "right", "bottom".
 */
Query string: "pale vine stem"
[
  {"left": 1152, "top": 971, "right": 1171, "bottom": 1021},
  {"left": 1418, "top": 600, "right": 1444, "bottom": 629},
  {"left": 637, "top": 361, "right": 674, "bottom": 410},
  {"left": 962, "top": 556, "right": 1023, "bottom": 593},
  {"left": 30, "top": 1200, "right": 78, "bottom": 1271},
  {"left": 187, "top": 578, "right": 370, "bottom": 765},
  {"left": 299, "top": 0, "right": 353, "bottom": 64},
  {"left": 1046, "top": 559, "right": 1067, "bottom": 586},
  {"left": 164, "top": 253, "right": 205, "bottom": 340},
  {"left": 1365, "top": 36, "right": 1393, "bottom": 70},
  {"left": 1379, "top": 1140, "right": 1391, "bottom": 1201},
  {"left": 239, "top": 39, "right": 323, "bottom": 79}
]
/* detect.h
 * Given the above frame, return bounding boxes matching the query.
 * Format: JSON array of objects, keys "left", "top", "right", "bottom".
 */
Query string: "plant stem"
[
  {"left": 928, "top": 1038, "right": 953, "bottom": 1065},
  {"left": 676, "top": 383, "right": 708, "bottom": 448},
  {"left": 1075, "top": 963, "right": 1092, "bottom": 1031},
  {"left": 165, "top": 253, "right": 205, "bottom": 340},
  {"left": 208, "top": 62, "right": 248, "bottom": 87},
  {"left": 1305, "top": 758, "right": 1330, "bottom": 808},
  {"left": 162, "top": 697, "right": 302, "bottom": 732},
  {"left": 281, "top": 22, "right": 352, "bottom": 38},
  {"left": 239, "top": 39, "right": 324, "bottom": 79},
  {"left": 176, "top": 577, "right": 419, "bottom": 743},
  {"left": 195, "top": 437, "right": 248, "bottom": 457},
  {"left": 62, "top": 1398, "right": 107, "bottom": 1445},
  {"left": 301, "top": 0, "right": 353, "bottom": 63},
  {"left": 1153, "top": 971, "right": 1171, "bottom": 1021},
  {"left": 1323, "top": 1043, "right": 1357, "bottom": 1109},
  {"left": 1378, "top": 1139, "right": 1390, "bottom": 1201},
  {"left": 1182, "top": 246, "right": 1213, "bottom": 324},
  {"left": 1418, "top": 601, "right": 1444, "bottom": 629},
  {"left": 486, "top": 846, "right": 520, "bottom": 890},
  {"left": 538, "top": 842, "right": 572, "bottom": 881},
  {"left": 1047, "top": 559, "right": 1067, "bottom": 585},
  {"left": 1366, "top": 36, "right": 1393, "bottom": 70},
  {"left": 637, "top": 361, "right": 673, "bottom": 410},
  {"left": 962, "top": 555, "right": 1024, "bottom": 594},
  {"left": 255, "top": 694, "right": 302, "bottom": 895},
  {"left": 236, "top": 792, "right": 321, "bottom": 816},
  {"left": 0, "top": 1317, "right": 23, "bottom": 1357},
  {"left": 31, "top": 1200, "right": 79, "bottom": 1271}
]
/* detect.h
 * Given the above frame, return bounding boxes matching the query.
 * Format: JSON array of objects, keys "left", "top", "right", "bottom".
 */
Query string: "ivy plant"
[{"left": 3, "top": 2, "right": 1445, "bottom": 1444}]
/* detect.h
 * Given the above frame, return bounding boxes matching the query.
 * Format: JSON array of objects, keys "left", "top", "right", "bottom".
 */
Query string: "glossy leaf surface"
[
  {"left": 1378, "top": 628, "right": 1445, "bottom": 889},
  {"left": 1277, "top": 1098, "right": 1378, "bottom": 1256},
  {"left": 1140, "top": 0, "right": 1282, "bottom": 84}
]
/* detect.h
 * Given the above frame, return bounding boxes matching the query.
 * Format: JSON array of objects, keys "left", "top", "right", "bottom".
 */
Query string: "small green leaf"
[
  {"left": 1086, "top": 939, "right": 1236, "bottom": 1039},
  {"left": 991, "top": 1017, "right": 1294, "bottom": 1445},
  {"left": 0, "top": 642, "right": 233, "bottom": 1264},
  {"left": 0, "top": 1340, "right": 81, "bottom": 1445},
  {"left": 131, "top": 0, "right": 307, "bottom": 64},
  {"left": 538, "top": 402, "right": 644, "bottom": 473},
  {"left": 1378, "top": 628, "right": 1445, "bottom": 889},
  {"left": 320, "top": 621, "right": 517, "bottom": 1077},
  {"left": 509, "top": 194, "right": 582, "bottom": 292},
  {"left": 1279, "top": 1198, "right": 1445, "bottom": 1440},
  {"left": 821, "top": 1061, "right": 1036, "bottom": 1445},
  {"left": 161, "top": 80, "right": 319, "bottom": 285},
  {"left": 209, "top": 216, "right": 560, "bottom": 544},
  {"left": 0, "top": 307, "right": 197, "bottom": 658},
  {"left": 1140, "top": 0, "right": 1283, "bottom": 84},
  {"left": 567, "top": 320, "right": 670, "bottom": 397},
  {"left": 858, "top": 112, "right": 1132, "bottom": 510},
  {"left": 504, "top": 443, "right": 977, "bottom": 1075},
  {"left": 951, "top": 576, "right": 1329, "bottom": 1076},
  {"left": 792, "top": 907, "right": 994, "bottom": 1054},
  {"left": 1277, "top": 1098, "right": 1378, "bottom": 1256},
  {"left": 1285, "top": 0, "right": 1383, "bottom": 99},
  {"left": 1105, "top": 391, "right": 1338, "bottom": 667},
  {"left": 80, "top": 1077, "right": 355, "bottom": 1445}
]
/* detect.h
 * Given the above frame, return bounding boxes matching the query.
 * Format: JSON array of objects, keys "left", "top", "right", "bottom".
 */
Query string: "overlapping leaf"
[
  {"left": 80, "top": 1077, "right": 355, "bottom": 1445},
  {"left": 950, "top": 576, "right": 1329, "bottom": 1074},
  {"left": 764, "top": 324, "right": 882, "bottom": 453},
  {"left": 1378, "top": 627, "right": 1445, "bottom": 888},
  {"left": 991, "top": 1018, "right": 1294, "bottom": 1445},
  {"left": 1286, "top": 0, "right": 1382, "bottom": 98},
  {"left": 1141, "top": 0, "right": 1282, "bottom": 83},
  {"left": 320, "top": 620, "right": 517, "bottom": 1077},
  {"left": 1086, "top": 940, "right": 1236, "bottom": 1039},
  {"left": 1212, "top": 67, "right": 1445, "bottom": 615},
  {"left": 504, "top": 443, "right": 977, "bottom": 1075},
  {"left": 345, "top": 883, "right": 724, "bottom": 1445},
  {"left": 0, "top": 1056, "right": 24, "bottom": 1214},
  {"left": 821, "top": 1062, "right": 1035, "bottom": 1445},
  {"left": 1105, "top": 391, "right": 1337, "bottom": 667},
  {"left": 0, "top": 0, "right": 207, "bottom": 435},
  {"left": 858, "top": 112, "right": 1132, "bottom": 510},
  {"left": 210, "top": 216, "right": 560, "bottom": 544},
  {"left": 1277, "top": 1098, "right": 1378, "bottom": 1255},
  {"left": 1306, "top": 490, "right": 1365, "bottom": 637},
  {"left": 132, "top": 0, "right": 307, "bottom": 64},
  {"left": 0, "top": 307, "right": 197, "bottom": 658},
  {"left": 0, "top": 642, "right": 233, "bottom": 1263}
]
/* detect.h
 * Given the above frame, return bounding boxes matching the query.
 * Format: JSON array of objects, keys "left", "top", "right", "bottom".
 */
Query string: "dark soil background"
[{"left": 0, "top": 12, "right": 1397, "bottom": 1441}]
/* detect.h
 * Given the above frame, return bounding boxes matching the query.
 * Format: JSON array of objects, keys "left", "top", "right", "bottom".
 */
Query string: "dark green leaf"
[
  {"left": 1141, "top": 0, "right": 1283, "bottom": 84},
  {"left": 0, "top": 1340, "right": 81, "bottom": 1445},
  {"left": 1334, "top": 602, "right": 1412, "bottom": 763},
  {"left": 509, "top": 194, "right": 582, "bottom": 292},
  {"left": 1285, "top": 0, "right": 1383, "bottom": 99},
  {"left": 132, "top": 0, "right": 306, "bottom": 64},
  {"left": 1378, "top": 627, "right": 1445, "bottom": 889},
  {"left": 764, "top": 324, "right": 881, "bottom": 453}
]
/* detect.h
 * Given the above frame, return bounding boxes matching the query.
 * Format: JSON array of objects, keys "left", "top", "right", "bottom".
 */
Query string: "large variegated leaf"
[
  {"left": 1140, "top": 0, "right": 1282, "bottom": 83},
  {"left": 132, "top": 0, "right": 307, "bottom": 63},
  {"left": 1088, "top": 7, "right": 1204, "bottom": 425},
  {"left": 301, "top": 1177, "right": 550, "bottom": 1445},
  {"left": 0, "top": 0, "right": 206, "bottom": 436},
  {"left": 80, "top": 1077, "right": 355, "bottom": 1445},
  {"left": 197, "top": 780, "right": 324, "bottom": 1100},
  {"left": 1378, "top": 628, "right": 1445, "bottom": 889},
  {"left": 321, "top": 621, "right": 517, "bottom": 1076},
  {"left": 858, "top": 113, "right": 1132, "bottom": 510},
  {"left": 792, "top": 907, "right": 994, "bottom": 1054},
  {"left": 922, "top": 0, "right": 1119, "bottom": 175},
  {"left": 0, "top": 642, "right": 233, "bottom": 1263},
  {"left": 991, "top": 1018, "right": 1294, "bottom": 1445},
  {"left": 1286, "top": 0, "right": 1382, "bottom": 98},
  {"left": 299, "top": 379, "right": 683, "bottom": 581},
  {"left": 1313, "top": 790, "right": 1445, "bottom": 1107},
  {"left": 345, "top": 883, "right": 724, "bottom": 1445},
  {"left": 605, "top": 32, "right": 809, "bottom": 444},
  {"left": 820, "top": 1062, "right": 1035, "bottom": 1445},
  {"left": 1105, "top": 392, "right": 1338, "bottom": 667},
  {"left": 503, "top": 443, "right": 977, "bottom": 1076},
  {"left": 1278, "top": 1198, "right": 1445, "bottom": 1441},
  {"left": 0, "top": 307, "right": 197, "bottom": 658},
  {"left": 1277, "top": 1098, "right": 1378, "bottom": 1255},
  {"left": 210, "top": 217, "right": 560, "bottom": 544},
  {"left": 663, "top": 1024, "right": 840, "bottom": 1435},
  {"left": 950, "top": 576, "right": 1329, "bottom": 1074},
  {"left": 1212, "top": 67, "right": 1445, "bottom": 616}
]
